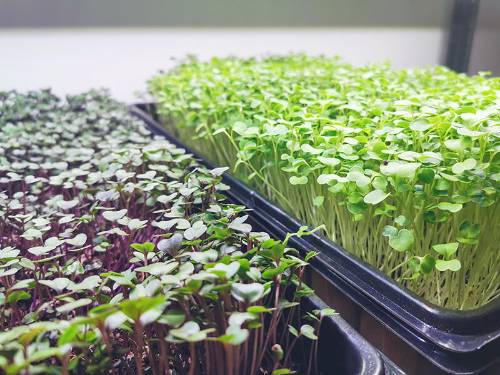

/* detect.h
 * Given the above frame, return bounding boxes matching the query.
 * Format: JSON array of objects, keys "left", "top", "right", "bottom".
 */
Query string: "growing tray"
[
  {"left": 130, "top": 104, "right": 499, "bottom": 374},
  {"left": 302, "top": 295, "right": 386, "bottom": 374}
]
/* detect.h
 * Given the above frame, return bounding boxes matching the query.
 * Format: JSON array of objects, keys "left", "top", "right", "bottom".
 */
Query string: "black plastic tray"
[
  {"left": 304, "top": 295, "right": 385, "bottom": 374},
  {"left": 130, "top": 104, "right": 499, "bottom": 374}
]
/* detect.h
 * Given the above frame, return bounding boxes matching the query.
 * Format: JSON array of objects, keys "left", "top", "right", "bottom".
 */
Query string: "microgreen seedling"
[
  {"left": 0, "top": 90, "right": 325, "bottom": 374},
  {"left": 150, "top": 55, "right": 500, "bottom": 309}
]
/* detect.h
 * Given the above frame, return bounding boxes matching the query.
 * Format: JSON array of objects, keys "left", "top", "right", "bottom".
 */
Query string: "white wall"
[
  {"left": 468, "top": 0, "right": 500, "bottom": 76},
  {"left": 0, "top": 28, "right": 445, "bottom": 102}
]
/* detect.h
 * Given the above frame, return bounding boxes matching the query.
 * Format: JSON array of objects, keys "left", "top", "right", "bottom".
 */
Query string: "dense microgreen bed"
[
  {"left": 0, "top": 90, "right": 329, "bottom": 374},
  {"left": 149, "top": 55, "right": 500, "bottom": 310}
]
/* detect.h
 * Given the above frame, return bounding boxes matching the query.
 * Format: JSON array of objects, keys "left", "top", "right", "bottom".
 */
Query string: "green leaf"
[
  {"left": 184, "top": 220, "right": 207, "bottom": 240},
  {"left": 135, "top": 261, "right": 178, "bottom": 276},
  {"left": 105, "top": 311, "right": 128, "bottom": 330},
  {"left": 435, "top": 259, "right": 461, "bottom": 272},
  {"left": 217, "top": 325, "right": 249, "bottom": 345},
  {"left": 288, "top": 325, "right": 299, "bottom": 337},
  {"left": 157, "top": 233, "right": 183, "bottom": 255},
  {"left": 168, "top": 321, "right": 212, "bottom": 342},
  {"left": 7, "top": 290, "right": 31, "bottom": 304},
  {"left": 289, "top": 175, "right": 308, "bottom": 185},
  {"left": 247, "top": 305, "right": 273, "bottom": 314},
  {"left": 317, "top": 156, "right": 340, "bottom": 167},
  {"left": 233, "top": 121, "right": 248, "bottom": 135},
  {"left": 451, "top": 158, "right": 476, "bottom": 174},
  {"left": 66, "top": 233, "right": 87, "bottom": 247},
  {"left": 190, "top": 250, "right": 218, "bottom": 264},
  {"left": 56, "top": 298, "right": 92, "bottom": 313},
  {"left": 210, "top": 261, "right": 240, "bottom": 279},
  {"left": 363, "top": 189, "right": 389, "bottom": 205},
  {"left": 444, "top": 139, "right": 466, "bottom": 152},
  {"left": 437, "top": 202, "right": 463, "bottom": 213},
  {"left": 228, "top": 215, "right": 252, "bottom": 233},
  {"left": 103, "top": 209, "right": 128, "bottom": 221},
  {"left": 158, "top": 310, "right": 185, "bottom": 327},
  {"left": 394, "top": 215, "right": 409, "bottom": 227},
  {"left": 317, "top": 173, "right": 346, "bottom": 185},
  {"left": 417, "top": 255, "right": 436, "bottom": 274},
  {"left": 417, "top": 168, "right": 435, "bottom": 184},
  {"left": 58, "top": 323, "right": 81, "bottom": 346},
  {"left": 28, "top": 245, "right": 53, "bottom": 256},
  {"left": 57, "top": 199, "right": 79, "bottom": 210},
  {"left": 21, "top": 228, "right": 43, "bottom": 241},
  {"left": 140, "top": 302, "right": 166, "bottom": 326},
  {"left": 10, "top": 278, "right": 35, "bottom": 290},
  {"left": 69, "top": 275, "right": 101, "bottom": 291},
  {"left": 301, "top": 144, "right": 322, "bottom": 155},
  {"left": 388, "top": 229, "right": 414, "bottom": 252},
  {"left": 266, "top": 124, "right": 289, "bottom": 136},
  {"left": 300, "top": 324, "right": 318, "bottom": 340},
  {"left": 305, "top": 251, "right": 318, "bottom": 262},
  {"left": 382, "top": 225, "right": 397, "bottom": 237},
  {"left": 0, "top": 247, "right": 20, "bottom": 259},
  {"left": 372, "top": 176, "right": 388, "bottom": 190},
  {"left": 228, "top": 312, "right": 257, "bottom": 327},
  {"left": 130, "top": 242, "right": 155, "bottom": 253},
  {"left": 457, "top": 127, "right": 485, "bottom": 137},
  {"left": 120, "top": 296, "right": 166, "bottom": 321},
  {"left": 127, "top": 218, "right": 148, "bottom": 230},
  {"left": 231, "top": 283, "right": 265, "bottom": 303},
  {"left": 432, "top": 242, "right": 459, "bottom": 258},
  {"left": 458, "top": 220, "right": 480, "bottom": 244},
  {"left": 39, "top": 278, "right": 73, "bottom": 293},
  {"left": 380, "top": 162, "right": 420, "bottom": 179},
  {"left": 210, "top": 167, "right": 229, "bottom": 176},
  {"left": 410, "top": 119, "right": 433, "bottom": 132},
  {"left": 347, "top": 171, "right": 370, "bottom": 187},
  {"left": 318, "top": 308, "right": 336, "bottom": 318}
]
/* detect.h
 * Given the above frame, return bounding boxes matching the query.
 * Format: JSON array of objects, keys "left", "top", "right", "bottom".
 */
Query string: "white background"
[{"left": 0, "top": 28, "right": 445, "bottom": 102}]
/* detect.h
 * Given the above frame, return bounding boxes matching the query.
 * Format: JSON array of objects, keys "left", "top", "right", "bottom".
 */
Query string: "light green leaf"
[
  {"left": 184, "top": 220, "right": 207, "bottom": 240},
  {"left": 435, "top": 259, "right": 461, "bottom": 272},
  {"left": 39, "top": 278, "right": 73, "bottom": 293},
  {"left": 363, "top": 189, "right": 389, "bottom": 205},
  {"left": 103, "top": 209, "right": 128, "bottom": 221},
  {"left": 231, "top": 283, "right": 265, "bottom": 303},
  {"left": 217, "top": 325, "right": 249, "bottom": 345},
  {"left": 57, "top": 199, "right": 79, "bottom": 210},
  {"left": 56, "top": 298, "right": 92, "bottom": 313},
  {"left": 437, "top": 202, "right": 463, "bottom": 213},
  {"left": 136, "top": 262, "right": 179, "bottom": 276},
  {"left": 69, "top": 275, "right": 101, "bottom": 291},
  {"left": 66, "top": 233, "right": 87, "bottom": 247},
  {"left": 289, "top": 175, "right": 308, "bottom": 185},
  {"left": 388, "top": 229, "right": 414, "bottom": 252},
  {"left": 432, "top": 242, "right": 459, "bottom": 258},
  {"left": 300, "top": 324, "right": 318, "bottom": 340},
  {"left": 168, "top": 321, "right": 212, "bottom": 342},
  {"left": 228, "top": 215, "right": 252, "bottom": 233},
  {"left": 21, "top": 228, "right": 43, "bottom": 241},
  {"left": 410, "top": 119, "right": 433, "bottom": 132},
  {"left": 317, "top": 156, "right": 340, "bottom": 167},
  {"left": 301, "top": 144, "right": 322, "bottom": 155},
  {"left": 451, "top": 158, "right": 477, "bottom": 174},
  {"left": 317, "top": 174, "right": 347, "bottom": 185},
  {"left": 380, "top": 162, "right": 421, "bottom": 179},
  {"left": 347, "top": 171, "right": 370, "bottom": 187}
]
